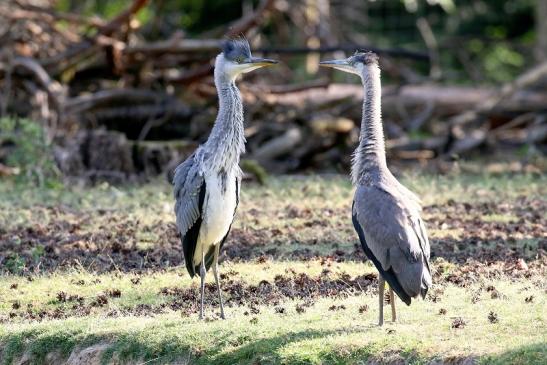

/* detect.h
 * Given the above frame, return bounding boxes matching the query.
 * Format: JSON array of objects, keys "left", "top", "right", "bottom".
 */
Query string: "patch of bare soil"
[
  {"left": 2, "top": 271, "right": 378, "bottom": 322},
  {"left": 0, "top": 196, "right": 544, "bottom": 275}
]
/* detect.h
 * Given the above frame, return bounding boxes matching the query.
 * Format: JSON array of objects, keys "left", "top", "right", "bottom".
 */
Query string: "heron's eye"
[{"left": 236, "top": 56, "right": 245, "bottom": 64}]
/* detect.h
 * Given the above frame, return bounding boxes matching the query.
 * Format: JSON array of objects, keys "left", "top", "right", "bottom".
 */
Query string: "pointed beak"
[
  {"left": 319, "top": 59, "right": 350, "bottom": 68},
  {"left": 247, "top": 57, "right": 279, "bottom": 67},
  {"left": 319, "top": 58, "right": 356, "bottom": 74}
]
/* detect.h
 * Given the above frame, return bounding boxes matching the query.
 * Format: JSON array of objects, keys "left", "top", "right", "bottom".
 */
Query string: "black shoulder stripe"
[{"left": 182, "top": 180, "right": 207, "bottom": 277}]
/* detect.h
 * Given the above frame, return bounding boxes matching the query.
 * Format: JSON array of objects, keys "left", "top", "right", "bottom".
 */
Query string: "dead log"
[
  {"left": 125, "top": 39, "right": 221, "bottom": 55},
  {"left": 446, "top": 61, "right": 547, "bottom": 155},
  {"left": 253, "top": 127, "right": 303, "bottom": 163}
]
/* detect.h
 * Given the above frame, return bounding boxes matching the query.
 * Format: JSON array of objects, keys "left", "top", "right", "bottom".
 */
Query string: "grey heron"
[
  {"left": 173, "top": 39, "right": 278, "bottom": 319},
  {"left": 320, "top": 52, "right": 432, "bottom": 326}
]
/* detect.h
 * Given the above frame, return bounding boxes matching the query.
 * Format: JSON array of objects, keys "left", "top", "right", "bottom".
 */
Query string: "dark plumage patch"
[
  {"left": 352, "top": 51, "right": 379, "bottom": 65},
  {"left": 222, "top": 38, "right": 251, "bottom": 62},
  {"left": 219, "top": 169, "right": 227, "bottom": 194},
  {"left": 182, "top": 180, "right": 207, "bottom": 277},
  {"left": 182, "top": 176, "right": 239, "bottom": 277},
  {"left": 352, "top": 206, "right": 411, "bottom": 306}
]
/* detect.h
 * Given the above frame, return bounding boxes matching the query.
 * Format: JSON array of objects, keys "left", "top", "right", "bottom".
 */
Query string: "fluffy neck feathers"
[
  {"left": 204, "top": 55, "right": 246, "bottom": 173},
  {"left": 351, "top": 63, "right": 388, "bottom": 185}
]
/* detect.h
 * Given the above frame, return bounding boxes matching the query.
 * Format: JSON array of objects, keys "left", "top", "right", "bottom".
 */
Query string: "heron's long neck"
[
  {"left": 205, "top": 72, "right": 246, "bottom": 172},
  {"left": 351, "top": 65, "right": 388, "bottom": 185}
]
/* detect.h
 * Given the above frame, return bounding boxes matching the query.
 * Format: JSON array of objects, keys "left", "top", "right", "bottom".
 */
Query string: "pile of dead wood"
[{"left": 0, "top": 0, "right": 545, "bottom": 182}]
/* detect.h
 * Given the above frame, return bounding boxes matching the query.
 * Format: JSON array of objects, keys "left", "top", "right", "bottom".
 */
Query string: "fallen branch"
[
  {"left": 64, "top": 88, "right": 189, "bottom": 115},
  {"left": 4, "top": 57, "right": 66, "bottom": 115},
  {"left": 125, "top": 39, "right": 221, "bottom": 55},
  {"left": 40, "top": 0, "right": 149, "bottom": 74},
  {"left": 13, "top": 1, "right": 106, "bottom": 28},
  {"left": 97, "top": 0, "right": 149, "bottom": 37},
  {"left": 446, "top": 61, "right": 547, "bottom": 155}
]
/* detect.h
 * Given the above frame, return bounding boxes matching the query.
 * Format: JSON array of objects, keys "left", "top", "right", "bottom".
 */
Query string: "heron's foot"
[
  {"left": 378, "top": 318, "right": 384, "bottom": 327},
  {"left": 220, "top": 312, "right": 226, "bottom": 320}
]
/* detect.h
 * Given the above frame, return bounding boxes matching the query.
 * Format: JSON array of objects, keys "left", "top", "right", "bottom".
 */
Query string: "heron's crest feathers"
[{"left": 222, "top": 38, "right": 252, "bottom": 62}]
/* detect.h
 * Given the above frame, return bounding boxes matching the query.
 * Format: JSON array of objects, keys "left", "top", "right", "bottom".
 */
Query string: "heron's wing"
[
  {"left": 353, "top": 183, "right": 431, "bottom": 301},
  {"left": 173, "top": 152, "right": 206, "bottom": 276}
]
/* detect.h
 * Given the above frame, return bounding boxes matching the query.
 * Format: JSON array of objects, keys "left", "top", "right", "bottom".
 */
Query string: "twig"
[
  {"left": 40, "top": 0, "right": 149, "bottom": 74},
  {"left": 13, "top": 0, "right": 106, "bottom": 28},
  {"left": 4, "top": 57, "right": 66, "bottom": 124},
  {"left": 491, "top": 112, "right": 537, "bottom": 134},
  {"left": 408, "top": 100, "right": 436, "bottom": 131},
  {"left": 225, "top": 0, "right": 275, "bottom": 37},
  {"left": 416, "top": 17, "right": 441, "bottom": 79},
  {"left": 64, "top": 89, "right": 184, "bottom": 114},
  {"left": 137, "top": 100, "right": 175, "bottom": 141},
  {"left": 97, "top": 0, "right": 149, "bottom": 37}
]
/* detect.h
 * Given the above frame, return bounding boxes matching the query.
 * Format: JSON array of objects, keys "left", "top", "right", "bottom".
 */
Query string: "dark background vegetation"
[{"left": 0, "top": 0, "right": 546, "bottom": 186}]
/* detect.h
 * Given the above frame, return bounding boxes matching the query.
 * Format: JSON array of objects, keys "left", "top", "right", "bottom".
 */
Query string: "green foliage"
[
  {"left": 55, "top": 0, "right": 537, "bottom": 83},
  {"left": 0, "top": 118, "right": 60, "bottom": 187},
  {"left": 4, "top": 254, "right": 25, "bottom": 275}
]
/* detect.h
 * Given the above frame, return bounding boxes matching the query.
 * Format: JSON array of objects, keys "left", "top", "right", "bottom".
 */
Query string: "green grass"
[
  {"left": 1, "top": 274, "right": 545, "bottom": 364},
  {"left": 1, "top": 171, "right": 546, "bottom": 364}
]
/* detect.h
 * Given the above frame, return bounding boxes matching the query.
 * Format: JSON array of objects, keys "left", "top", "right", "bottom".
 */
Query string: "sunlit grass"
[
  {"left": 1, "top": 272, "right": 544, "bottom": 364},
  {"left": 0, "top": 171, "right": 545, "bottom": 364}
]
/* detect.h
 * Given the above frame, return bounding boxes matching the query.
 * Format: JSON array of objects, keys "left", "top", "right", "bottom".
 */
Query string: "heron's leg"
[
  {"left": 390, "top": 287, "right": 397, "bottom": 322},
  {"left": 212, "top": 245, "right": 225, "bottom": 319},
  {"left": 199, "top": 250, "right": 206, "bottom": 320},
  {"left": 378, "top": 276, "right": 385, "bottom": 326}
]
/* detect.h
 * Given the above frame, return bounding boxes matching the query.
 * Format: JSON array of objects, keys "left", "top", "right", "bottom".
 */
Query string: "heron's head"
[
  {"left": 216, "top": 38, "right": 278, "bottom": 80},
  {"left": 319, "top": 51, "right": 379, "bottom": 78}
]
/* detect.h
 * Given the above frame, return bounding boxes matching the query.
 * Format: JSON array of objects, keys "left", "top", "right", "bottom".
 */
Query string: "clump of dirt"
[
  {"left": 4, "top": 271, "right": 376, "bottom": 322},
  {"left": 451, "top": 317, "right": 466, "bottom": 329}
]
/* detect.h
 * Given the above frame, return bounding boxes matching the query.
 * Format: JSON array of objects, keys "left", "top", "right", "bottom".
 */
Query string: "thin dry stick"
[{"left": 416, "top": 17, "right": 441, "bottom": 79}]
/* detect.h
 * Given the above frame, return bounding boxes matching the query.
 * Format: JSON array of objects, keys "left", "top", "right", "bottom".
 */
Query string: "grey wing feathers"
[
  {"left": 354, "top": 184, "right": 431, "bottom": 298},
  {"left": 173, "top": 153, "right": 204, "bottom": 237}
]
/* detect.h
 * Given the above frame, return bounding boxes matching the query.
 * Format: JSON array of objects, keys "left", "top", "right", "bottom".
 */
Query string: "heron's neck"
[
  {"left": 351, "top": 65, "right": 388, "bottom": 185},
  {"left": 205, "top": 71, "right": 246, "bottom": 172}
]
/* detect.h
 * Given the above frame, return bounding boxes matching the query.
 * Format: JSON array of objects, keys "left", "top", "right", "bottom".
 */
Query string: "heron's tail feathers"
[{"left": 420, "top": 264, "right": 432, "bottom": 299}]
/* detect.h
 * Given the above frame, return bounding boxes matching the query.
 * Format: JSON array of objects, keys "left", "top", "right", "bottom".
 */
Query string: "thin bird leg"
[
  {"left": 199, "top": 251, "right": 206, "bottom": 320},
  {"left": 378, "top": 276, "right": 385, "bottom": 326},
  {"left": 212, "top": 245, "right": 225, "bottom": 319},
  {"left": 390, "top": 287, "right": 397, "bottom": 322}
]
